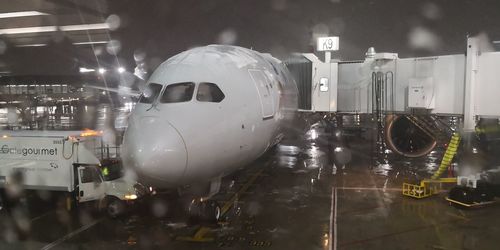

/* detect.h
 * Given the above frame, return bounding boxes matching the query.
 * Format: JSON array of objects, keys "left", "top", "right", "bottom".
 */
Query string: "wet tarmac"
[{"left": 1, "top": 117, "right": 500, "bottom": 250}]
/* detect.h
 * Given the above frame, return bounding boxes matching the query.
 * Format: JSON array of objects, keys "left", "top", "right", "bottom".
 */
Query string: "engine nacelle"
[{"left": 385, "top": 115, "right": 437, "bottom": 158}]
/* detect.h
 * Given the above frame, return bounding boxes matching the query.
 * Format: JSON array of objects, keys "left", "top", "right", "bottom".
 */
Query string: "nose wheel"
[{"left": 188, "top": 199, "right": 221, "bottom": 224}]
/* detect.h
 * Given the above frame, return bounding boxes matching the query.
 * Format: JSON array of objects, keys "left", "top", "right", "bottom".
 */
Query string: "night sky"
[
  {"left": 3, "top": 0, "right": 500, "bottom": 75},
  {"left": 110, "top": 0, "right": 500, "bottom": 62}
]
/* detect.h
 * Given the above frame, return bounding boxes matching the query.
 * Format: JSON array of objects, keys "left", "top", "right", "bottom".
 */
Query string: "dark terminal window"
[
  {"left": 139, "top": 83, "right": 163, "bottom": 104},
  {"left": 160, "top": 82, "right": 195, "bottom": 103},
  {"left": 196, "top": 82, "right": 225, "bottom": 103}
]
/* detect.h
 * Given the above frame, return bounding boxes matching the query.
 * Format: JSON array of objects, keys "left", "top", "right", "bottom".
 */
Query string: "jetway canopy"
[
  {"left": 337, "top": 54, "right": 466, "bottom": 115},
  {"left": 284, "top": 55, "right": 312, "bottom": 110},
  {"left": 284, "top": 54, "right": 338, "bottom": 113},
  {"left": 286, "top": 37, "right": 500, "bottom": 130}
]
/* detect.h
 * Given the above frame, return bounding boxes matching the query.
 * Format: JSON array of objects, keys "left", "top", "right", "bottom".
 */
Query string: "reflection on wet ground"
[{"left": 1, "top": 117, "right": 500, "bottom": 249}]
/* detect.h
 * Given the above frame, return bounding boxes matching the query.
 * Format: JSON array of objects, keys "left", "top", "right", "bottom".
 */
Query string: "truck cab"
[
  {"left": 75, "top": 161, "right": 150, "bottom": 217},
  {"left": 0, "top": 130, "right": 151, "bottom": 218}
]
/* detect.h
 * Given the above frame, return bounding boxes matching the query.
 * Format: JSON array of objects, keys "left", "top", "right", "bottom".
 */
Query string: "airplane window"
[
  {"left": 196, "top": 82, "right": 225, "bottom": 103},
  {"left": 160, "top": 82, "right": 195, "bottom": 103},
  {"left": 139, "top": 83, "right": 163, "bottom": 104}
]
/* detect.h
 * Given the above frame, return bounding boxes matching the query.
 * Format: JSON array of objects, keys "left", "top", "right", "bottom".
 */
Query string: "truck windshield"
[
  {"left": 101, "top": 160, "right": 124, "bottom": 181},
  {"left": 80, "top": 166, "right": 103, "bottom": 183}
]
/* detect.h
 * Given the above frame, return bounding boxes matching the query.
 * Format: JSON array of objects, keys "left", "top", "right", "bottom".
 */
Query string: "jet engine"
[{"left": 385, "top": 115, "right": 437, "bottom": 158}]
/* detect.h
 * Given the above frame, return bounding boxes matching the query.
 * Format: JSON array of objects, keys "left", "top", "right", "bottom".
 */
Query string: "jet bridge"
[{"left": 287, "top": 37, "right": 500, "bottom": 157}]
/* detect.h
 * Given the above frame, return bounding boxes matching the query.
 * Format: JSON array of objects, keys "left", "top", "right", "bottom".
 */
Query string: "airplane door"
[
  {"left": 249, "top": 69, "right": 275, "bottom": 119},
  {"left": 77, "top": 166, "right": 105, "bottom": 203},
  {"left": 313, "top": 63, "right": 331, "bottom": 112},
  {"left": 312, "top": 62, "right": 338, "bottom": 112}
]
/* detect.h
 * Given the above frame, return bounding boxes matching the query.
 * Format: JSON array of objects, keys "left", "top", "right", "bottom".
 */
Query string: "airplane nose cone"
[{"left": 122, "top": 116, "right": 187, "bottom": 187}]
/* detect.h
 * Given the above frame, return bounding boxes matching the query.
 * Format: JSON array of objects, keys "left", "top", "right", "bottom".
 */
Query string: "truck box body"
[{"left": 0, "top": 131, "right": 101, "bottom": 192}]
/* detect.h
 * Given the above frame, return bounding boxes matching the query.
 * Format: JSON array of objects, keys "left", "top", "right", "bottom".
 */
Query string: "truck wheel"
[
  {"left": 55, "top": 194, "right": 74, "bottom": 213},
  {"left": 65, "top": 194, "right": 75, "bottom": 212},
  {"left": 106, "top": 197, "right": 125, "bottom": 218}
]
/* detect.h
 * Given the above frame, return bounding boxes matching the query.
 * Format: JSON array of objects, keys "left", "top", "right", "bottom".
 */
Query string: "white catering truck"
[{"left": 0, "top": 130, "right": 150, "bottom": 217}]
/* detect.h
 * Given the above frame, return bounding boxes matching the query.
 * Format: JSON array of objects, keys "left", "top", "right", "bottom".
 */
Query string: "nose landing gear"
[{"left": 188, "top": 198, "right": 221, "bottom": 224}]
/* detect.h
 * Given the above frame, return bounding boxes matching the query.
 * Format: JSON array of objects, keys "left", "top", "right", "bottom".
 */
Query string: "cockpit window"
[
  {"left": 196, "top": 82, "right": 225, "bottom": 103},
  {"left": 160, "top": 82, "right": 195, "bottom": 103},
  {"left": 139, "top": 83, "right": 162, "bottom": 104}
]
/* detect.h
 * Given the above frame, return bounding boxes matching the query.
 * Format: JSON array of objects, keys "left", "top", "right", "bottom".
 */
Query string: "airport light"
[
  {"left": 74, "top": 41, "right": 109, "bottom": 45},
  {"left": 80, "top": 129, "right": 102, "bottom": 137},
  {"left": 15, "top": 43, "right": 47, "bottom": 47},
  {"left": 98, "top": 68, "right": 106, "bottom": 74},
  {"left": 0, "top": 11, "right": 48, "bottom": 19},
  {"left": 16, "top": 40, "right": 109, "bottom": 48},
  {"left": 117, "top": 67, "right": 125, "bottom": 73},
  {"left": 0, "top": 23, "right": 110, "bottom": 35},
  {"left": 79, "top": 67, "right": 95, "bottom": 73},
  {"left": 124, "top": 194, "right": 138, "bottom": 200}
]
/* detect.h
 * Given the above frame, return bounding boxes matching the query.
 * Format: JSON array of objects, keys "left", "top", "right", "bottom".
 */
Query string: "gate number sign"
[{"left": 317, "top": 37, "right": 339, "bottom": 51}]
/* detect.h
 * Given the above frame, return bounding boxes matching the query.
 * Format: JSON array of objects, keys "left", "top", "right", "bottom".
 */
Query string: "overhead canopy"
[{"left": 0, "top": 0, "right": 112, "bottom": 75}]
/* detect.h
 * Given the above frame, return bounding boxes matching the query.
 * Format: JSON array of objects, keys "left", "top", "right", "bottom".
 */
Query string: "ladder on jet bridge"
[
  {"left": 406, "top": 115, "right": 438, "bottom": 141},
  {"left": 406, "top": 115, "right": 457, "bottom": 144}
]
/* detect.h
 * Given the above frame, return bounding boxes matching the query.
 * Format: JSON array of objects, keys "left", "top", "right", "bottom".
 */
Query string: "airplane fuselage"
[{"left": 122, "top": 45, "right": 298, "bottom": 189}]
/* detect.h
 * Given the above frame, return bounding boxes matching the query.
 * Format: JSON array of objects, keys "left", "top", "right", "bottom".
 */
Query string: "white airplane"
[{"left": 121, "top": 45, "right": 298, "bottom": 202}]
